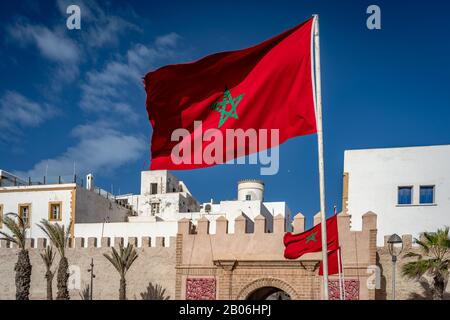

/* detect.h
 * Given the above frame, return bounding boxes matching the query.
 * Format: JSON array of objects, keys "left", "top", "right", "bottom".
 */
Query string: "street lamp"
[
  {"left": 387, "top": 234, "right": 403, "bottom": 300},
  {"left": 87, "top": 258, "right": 95, "bottom": 300}
]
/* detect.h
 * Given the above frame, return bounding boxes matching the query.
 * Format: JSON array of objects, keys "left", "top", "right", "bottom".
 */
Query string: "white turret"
[{"left": 237, "top": 179, "right": 264, "bottom": 201}]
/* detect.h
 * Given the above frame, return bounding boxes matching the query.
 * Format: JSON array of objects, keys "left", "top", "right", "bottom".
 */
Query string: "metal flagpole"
[
  {"left": 337, "top": 247, "right": 343, "bottom": 300},
  {"left": 340, "top": 246, "right": 347, "bottom": 300},
  {"left": 312, "top": 14, "right": 329, "bottom": 300}
]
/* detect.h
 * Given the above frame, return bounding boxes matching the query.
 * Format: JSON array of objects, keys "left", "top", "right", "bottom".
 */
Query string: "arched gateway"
[{"left": 236, "top": 278, "right": 297, "bottom": 300}]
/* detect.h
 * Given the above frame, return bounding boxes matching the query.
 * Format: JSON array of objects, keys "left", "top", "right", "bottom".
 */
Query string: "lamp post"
[
  {"left": 387, "top": 234, "right": 403, "bottom": 300},
  {"left": 87, "top": 258, "right": 95, "bottom": 300}
]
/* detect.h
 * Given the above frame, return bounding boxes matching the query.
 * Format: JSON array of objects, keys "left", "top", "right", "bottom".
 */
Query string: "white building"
[
  {"left": 75, "top": 172, "right": 293, "bottom": 244},
  {"left": 343, "top": 144, "right": 450, "bottom": 245},
  {"left": 1, "top": 168, "right": 293, "bottom": 245},
  {"left": 0, "top": 172, "right": 130, "bottom": 239},
  {"left": 115, "top": 170, "right": 200, "bottom": 222}
]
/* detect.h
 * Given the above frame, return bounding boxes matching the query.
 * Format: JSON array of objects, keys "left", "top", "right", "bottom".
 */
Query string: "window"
[
  {"left": 151, "top": 203, "right": 160, "bottom": 214},
  {"left": 420, "top": 186, "right": 435, "bottom": 204},
  {"left": 150, "top": 183, "right": 158, "bottom": 195},
  {"left": 398, "top": 187, "right": 412, "bottom": 205},
  {"left": 245, "top": 194, "right": 252, "bottom": 201},
  {"left": 18, "top": 204, "right": 31, "bottom": 228},
  {"left": 48, "top": 202, "right": 62, "bottom": 221},
  {"left": 0, "top": 204, "right": 3, "bottom": 228}
]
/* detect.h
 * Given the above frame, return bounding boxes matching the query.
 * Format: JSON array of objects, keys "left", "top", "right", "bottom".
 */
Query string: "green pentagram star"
[
  {"left": 306, "top": 231, "right": 318, "bottom": 244},
  {"left": 209, "top": 87, "right": 244, "bottom": 128}
]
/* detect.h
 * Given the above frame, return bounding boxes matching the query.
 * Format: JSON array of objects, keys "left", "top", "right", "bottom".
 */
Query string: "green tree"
[
  {"left": 103, "top": 243, "right": 138, "bottom": 300},
  {"left": 0, "top": 213, "right": 32, "bottom": 300},
  {"left": 402, "top": 227, "right": 450, "bottom": 300},
  {"left": 40, "top": 246, "right": 56, "bottom": 300},
  {"left": 38, "top": 220, "right": 72, "bottom": 300}
]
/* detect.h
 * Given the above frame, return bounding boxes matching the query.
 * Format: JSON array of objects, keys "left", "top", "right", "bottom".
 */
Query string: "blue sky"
[{"left": 1, "top": 0, "right": 449, "bottom": 227}]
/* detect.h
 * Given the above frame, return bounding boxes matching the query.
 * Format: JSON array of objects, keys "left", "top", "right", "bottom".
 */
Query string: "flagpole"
[
  {"left": 337, "top": 247, "right": 343, "bottom": 300},
  {"left": 340, "top": 245, "right": 347, "bottom": 300},
  {"left": 312, "top": 14, "right": 329, "bottom": 300}
]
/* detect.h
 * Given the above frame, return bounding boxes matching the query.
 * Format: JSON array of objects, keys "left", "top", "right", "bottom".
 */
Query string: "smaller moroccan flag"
[
  {"left": 319, "top": 248, "right": 342, "bottom": 275},
  {"left": 283, "top": 214, "right": 339, "bottom": 259}
]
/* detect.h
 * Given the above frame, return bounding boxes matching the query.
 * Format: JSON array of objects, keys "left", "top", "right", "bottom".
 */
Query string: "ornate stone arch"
[{"left": 235, "top": 277, "right": 299, "bottom": 300}]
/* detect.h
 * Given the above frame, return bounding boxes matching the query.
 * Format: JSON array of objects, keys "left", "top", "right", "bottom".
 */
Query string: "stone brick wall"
[
  {"left": 0, "top": 236, "right": 176, "bottom": 300},
  {"left": 376, "top": 235, "right": 450, "bottom": 300}
]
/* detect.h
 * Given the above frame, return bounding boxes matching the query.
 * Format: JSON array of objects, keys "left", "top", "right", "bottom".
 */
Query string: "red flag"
[
  {"left": 283, "top": 214, "right": 339, "bottom": 259},
  {"left": 144, "top": 18, "right": 316, "bottom": 170},
  {"left": 319, "top": 248, "right": 342, "bottom": 275}
]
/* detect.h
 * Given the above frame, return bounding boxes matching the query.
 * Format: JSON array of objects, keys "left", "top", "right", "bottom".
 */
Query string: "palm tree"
[
  {"left": 103, "top": 243, "right": 138, "bottom": 300},
  {"left": 79, "top": 284, "right": 90, "bottom": 300},
  {"left": 38, "top": 219, "right": 72, "bottom": 300},
  {"left": 402, "top": 227, "right": 450, "bottom": 300},
  {"left": 0, "top": 213, "right": 32, "bottom": 300},
  {"left": 40, "top": 246, "right": 56, "bottom": 300},
  {"left": 140, "top": 282, "right": 170, "bottom": 300}
]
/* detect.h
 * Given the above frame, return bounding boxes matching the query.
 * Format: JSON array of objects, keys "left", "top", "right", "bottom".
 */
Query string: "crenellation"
[
  {"left": 292, "top": 212, "right": 305, "bottom": 233},
  {"left": 87, "top": 237, "right": 97, "bottom": 248},
  {"left": 216, "top": 216, "right": 228, "bottom": 234},
  {"left": 0, "top": 239, "right": 9, "bottom": 248},
  {"left": 114, "top": 237, "right": 124, "bottom": 248},
  {"left": 155, "top": 237, "right": 165, "bottom": 247},
  {"left": 37, "top": 238, "right": 47, "bottom": 249},
  {"left": 313, "top": 212, "right": 321, "bottom": 226},
  {"left": 402, "top": 234, "right": 413, "bottom": 250},
  {"left": 234, "top": 214, "right": 247, "bottom": 234},
  {"left": 25, "top": 238, "right": 34, "bottom": 249},
  {"left": 254, "top": 214, "right": 265, "bottom": 234},
  {"left": 0, "top": 235, "right": 178, "bottom": 252},
  {"left": 169, "top": 236, "right": 176, "bottom": 248},
  {"left": 177, "top": 218, "right": 192, "bottom": 235},
  {"left": 128, "top": 237, "right": 138, "bottom": 247},
  {"left": 197, "top": 216, "right": 209, "bottom": 234},
  {"left": 142, "top": 236, "right": 151, "bottom": 247},
  {"left": 74, "top": 237, "right": 85, "bottom": 248},
  {"left": 273, "top": 214, "right": 285, "bottom": 233},
  {"left": 101, "top": 237, "right": 111, "bottom": 248},
  {"left": 362, "top": 211, "right": 377, "bottom": 230}
]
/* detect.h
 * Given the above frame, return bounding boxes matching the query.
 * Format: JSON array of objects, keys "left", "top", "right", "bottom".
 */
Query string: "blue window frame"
[
  {"left": 398, "top": 187, "right": 412, "bottom": 205},
  {"left": 420, "top": 186, "right": 435, "bottom": 204}
]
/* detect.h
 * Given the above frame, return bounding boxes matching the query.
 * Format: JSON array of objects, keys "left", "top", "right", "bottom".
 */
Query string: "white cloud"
[
  {"left": 79, "top": 33, "right": 181, "bottom": 116},
  {"left": 0, "top": 91, "right": 58, "bottom": 129},
  {"left": 15, "top": 122, "right": 146, "bottom": 179},
  {"left": 8, "top": 22, "right": 80, "bottom": 64},
  {"left": 56, "top": 0, "right": 139, "bottom": 48},
  {"left": 155, "top": 32, "right": 180, "bottom": 48}
]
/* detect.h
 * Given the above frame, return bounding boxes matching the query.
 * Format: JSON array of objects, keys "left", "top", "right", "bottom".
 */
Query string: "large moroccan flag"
[
  {"left": 144, "top": 18, "right": 316, "bottom": 170},
  {"left": 283, "top": 214, "right": 339, "bottom": 259}
]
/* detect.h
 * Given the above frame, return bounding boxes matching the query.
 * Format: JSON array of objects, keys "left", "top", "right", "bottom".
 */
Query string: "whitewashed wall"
[
  {"left": 0, "top": 184, "right": 74, "bottom": 238},
  {"left": 344, "top": 145, "right": 450, "bottom": 244}
]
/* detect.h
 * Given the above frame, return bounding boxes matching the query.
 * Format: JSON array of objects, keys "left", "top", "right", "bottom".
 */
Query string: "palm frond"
[
  {"left": 104, "top": 243, "right": 139, "bottom": 277},
  {"left": 37, "top": 219, "right": 71, "bottom": 257},
  {"left": 402, "top": 259, "right": 431, "bottom": 279},
  {"left": 404, "top": 251, "right": 422, "bottom": 259},
  {"left": 40, "top": 246, "right": 56, "bottom": 270},
  {"left": 0, "top": 213, "right": 26, "bottom": 249}
]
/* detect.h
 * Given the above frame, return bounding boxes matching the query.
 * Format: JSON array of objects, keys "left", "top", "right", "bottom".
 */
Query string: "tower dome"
[{"left": 237, "top": 179, "right": 265, "bottom": 201}]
